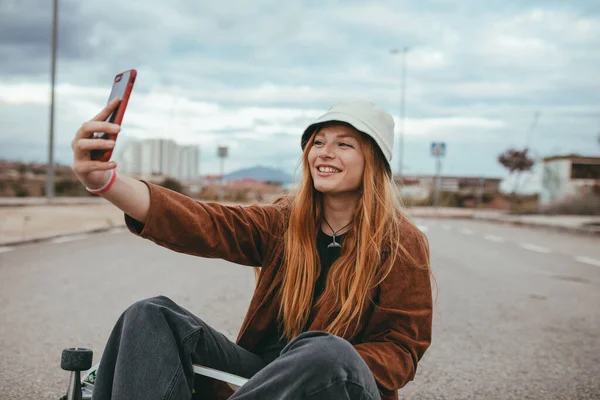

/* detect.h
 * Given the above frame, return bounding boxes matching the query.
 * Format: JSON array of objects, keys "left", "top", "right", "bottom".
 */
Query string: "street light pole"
[
  {"left": 399, "top": 47, "right": 407, "bottom": 180},
  {"left": 391, "top": 47, "right": 408, "bottom": 181},
  {"left": 46, "top": 0, "right": 59, "bottom": 201},
  {"left": 217, "top": 146, "right": 228, "bottom": 202},
  {"left": 433, "top": 156, "right": 442, "bottom": 209}
]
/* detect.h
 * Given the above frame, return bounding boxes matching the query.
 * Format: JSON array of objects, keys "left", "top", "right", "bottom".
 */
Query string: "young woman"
[{"left": 71, "top": 99, "right": 433, "bottom": 400}]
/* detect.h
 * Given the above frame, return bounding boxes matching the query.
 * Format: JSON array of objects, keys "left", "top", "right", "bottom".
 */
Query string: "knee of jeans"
[
  {"left": 291, "top": 332, "right": 368, "bottom": 378},
  {"left": 124, "top": 295, "right": 175, "bottom": 319},
  {"left": 130, "top": 295, "right": 174, "bottom": 309}
]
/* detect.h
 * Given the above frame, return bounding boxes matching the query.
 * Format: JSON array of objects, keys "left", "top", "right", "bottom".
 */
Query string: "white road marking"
[
  {"left": 417, "top": 225, "right": 429, "bottom": 233},
  {"left": 460, "top": 228, "right": 474, "bottom": 235},
  {"left": 442, "top": 225, "right": 451, "bottom": 231},
  {"left": 484, "top": 234, "right": 505, "bottom": 243},
  {"left": 574, "top": 256, "right": 600, "bottom": 268},
  {"left": 519, "top": 243, "right": 551, "bottom": 254},
  {"left": 0, "top": 246, "right": 15, "bottom": 254},
  {"left": 51, "top": 234, "right": 90, "bottom": 244}
]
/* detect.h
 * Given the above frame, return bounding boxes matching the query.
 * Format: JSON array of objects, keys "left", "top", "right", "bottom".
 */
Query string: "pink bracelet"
[{"left": 86, "top": 169, "right": 117, "bottom": 195}]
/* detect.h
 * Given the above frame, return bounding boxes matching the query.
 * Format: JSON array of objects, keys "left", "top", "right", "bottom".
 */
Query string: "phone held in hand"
[{"left": 91, "top": 69, "right": 137, "bottom": 162}]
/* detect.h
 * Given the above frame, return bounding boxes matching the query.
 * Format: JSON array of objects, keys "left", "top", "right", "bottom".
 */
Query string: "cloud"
[
  {"left": 0, "top": 0, "right": 599, "bottom": 192},
  {"left": 0, "top": 0, "right": 94, "bottom": 77}
]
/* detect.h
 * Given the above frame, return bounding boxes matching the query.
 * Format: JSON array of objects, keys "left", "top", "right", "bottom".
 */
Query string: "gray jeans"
[{"left": 92, "top": 296, "right": 381, "bottom": 400}]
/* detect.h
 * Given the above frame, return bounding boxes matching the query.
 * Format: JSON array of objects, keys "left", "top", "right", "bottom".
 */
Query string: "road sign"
[
  {"left": 431, "top": 142, "right": 446, "bottom": 157},
  {"left": 217, "top": 146, "right": 228, "bottom": 158}
]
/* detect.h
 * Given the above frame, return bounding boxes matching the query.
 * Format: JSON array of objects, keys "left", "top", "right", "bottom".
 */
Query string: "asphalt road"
[{"left": 0, "top": 219, "right": 599, "bottom": 399}]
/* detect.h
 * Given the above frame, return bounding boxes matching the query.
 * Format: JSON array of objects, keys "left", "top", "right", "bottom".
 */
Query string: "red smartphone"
[{"left": 91, "top": 69, "right": 137, "bottom": 161}]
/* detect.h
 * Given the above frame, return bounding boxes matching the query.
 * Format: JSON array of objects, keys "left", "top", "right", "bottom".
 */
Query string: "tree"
[
  {"left": 498, "top": 148, "right": 535, "bottom": 195},
  {"left": 159, "top": 177, "right": 185, "bottom": 194}
]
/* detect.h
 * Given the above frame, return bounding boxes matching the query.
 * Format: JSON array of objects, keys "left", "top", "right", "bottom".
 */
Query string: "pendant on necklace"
[
  {"left": 327, "top": 234, "right": 342, "bottom": 248},
  {"left": 323, "top": 218, "right": 351, "bottom": 249}
]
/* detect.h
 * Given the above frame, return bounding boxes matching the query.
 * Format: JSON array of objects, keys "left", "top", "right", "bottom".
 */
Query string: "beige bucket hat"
[{"left": 301, "top": 100, "right": 395, "bottom": 173}]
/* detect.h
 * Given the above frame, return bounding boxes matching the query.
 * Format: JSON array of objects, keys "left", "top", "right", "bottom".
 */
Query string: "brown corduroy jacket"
[{"left": 125, "top": 182, "right": 433, "bottom": 400}]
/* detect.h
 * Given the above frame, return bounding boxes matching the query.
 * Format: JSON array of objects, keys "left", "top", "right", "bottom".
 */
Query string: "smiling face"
[{"left": 307, "top": 123, "right": 366, "bottom": 196}]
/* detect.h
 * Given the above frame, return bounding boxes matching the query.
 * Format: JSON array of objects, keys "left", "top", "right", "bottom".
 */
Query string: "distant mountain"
[{"left": 223, "top": 165, "right": 293, "bottom": 183}]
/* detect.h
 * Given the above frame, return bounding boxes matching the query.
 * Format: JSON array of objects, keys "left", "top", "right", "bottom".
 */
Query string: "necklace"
[{"left": 323, "top": 218, "right": 352, "bottom": 248}]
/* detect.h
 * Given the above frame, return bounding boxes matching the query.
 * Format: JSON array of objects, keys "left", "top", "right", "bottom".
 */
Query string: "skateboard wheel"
[{"left": 61, "top": 348, "right": 93, "bottom": 371}]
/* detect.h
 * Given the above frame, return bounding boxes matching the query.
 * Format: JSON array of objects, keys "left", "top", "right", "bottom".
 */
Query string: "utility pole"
[
  {"left": 46, "top": 0, "right": 59, "bottom": 201},
  {"left": 525, "top": 110, "right": 540, "bottom": 150}
]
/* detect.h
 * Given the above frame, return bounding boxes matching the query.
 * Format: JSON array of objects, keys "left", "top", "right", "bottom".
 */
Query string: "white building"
[
  {"left": 540, "top": 155, "right": 600, "bottom": 205},
  {"left": 178, "top": 145, "right": 201, "bottom": 180},
  {"left": 116, "top": 140, "right": 142, "bottom": 175},
  {"left": 115, "top": 139, "right": 200, "bottom": 181}
]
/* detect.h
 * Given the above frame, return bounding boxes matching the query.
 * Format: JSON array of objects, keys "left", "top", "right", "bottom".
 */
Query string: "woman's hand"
[{"left": 71, "top": 98, "right": 121, "bottom": 190}]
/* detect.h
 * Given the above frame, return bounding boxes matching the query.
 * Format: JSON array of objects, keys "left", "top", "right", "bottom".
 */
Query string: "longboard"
[{"left": 192, "top": 365, "right": 249, "bottom": 391}]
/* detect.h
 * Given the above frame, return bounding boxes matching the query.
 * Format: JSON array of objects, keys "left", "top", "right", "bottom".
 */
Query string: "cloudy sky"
[{"left": 1, "top": 0, "right": 599, "bottom": 191}]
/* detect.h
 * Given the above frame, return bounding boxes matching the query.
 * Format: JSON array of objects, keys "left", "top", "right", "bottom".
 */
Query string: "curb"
[
  {"left": 0, "top": 223, "right": 127, "bottom": 248},
  {"left": 0, "top": 198, "right": 107, "bottom": 207},
  {"left": 470, "top": 216, "right": 600, "bottom": 237}
]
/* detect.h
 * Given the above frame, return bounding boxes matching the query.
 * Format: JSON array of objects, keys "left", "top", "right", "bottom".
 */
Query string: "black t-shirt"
[{"left": 254, "top": 229, "right": 347, "bottom": 364}]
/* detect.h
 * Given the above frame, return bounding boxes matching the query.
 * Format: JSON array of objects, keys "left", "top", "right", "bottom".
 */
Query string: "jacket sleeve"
[
  {"left": 124, "top": 181, "right": 284, "bottom": 267},
  {"left": 353, "top": 224, "right": 433, "bottom": 395}
]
